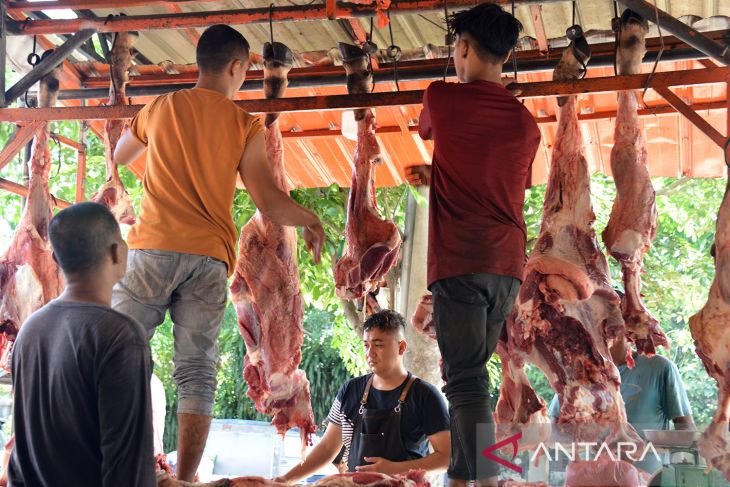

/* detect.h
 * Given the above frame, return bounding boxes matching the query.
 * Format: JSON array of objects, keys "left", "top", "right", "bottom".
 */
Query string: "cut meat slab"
[
  {"left": 90, "top": 31, "right": 137, "bottom": 225},
  {"left": 156, "top": 471, "right": 428, "bottom": 487},
  {"left": 230, "top": 42, "right": 315, "bottom": 445},
  {"left": 689, "top": 179, "right": 730, "bottom": 480},
  {"left": 334, "top": 43, "right": 402, "bottom": 301},
  {"left": 602, "top": 11, "right": 667, "bottom": 357},
  {"left": 0, "top": 63, "right": 64, "bottom": 369},
  {"left": 507, "top": 43, "right": 641, "bottom": 446}
]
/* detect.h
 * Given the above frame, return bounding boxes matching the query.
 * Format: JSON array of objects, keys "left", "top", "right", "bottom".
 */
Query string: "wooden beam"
[
  {"left": 0, "top": 122, "right": 44, "bottom": 172},
  {"left": 0, "top": 178, "right": 72, "bottom": 208},
  {"left": 2, "top": 67, "right": 728, "bottom": 122},
  {"left": 653, "top": 85, "right": 726, "bottom": 148},
  {"left": 7, "top": 0, "right": 565, "bottom": 35},
  {"left": 529, "top": 5, "right": 549, "bottom": 53},
  {"left": 50, "top": 133, "right": 85, "bottom": 151}
]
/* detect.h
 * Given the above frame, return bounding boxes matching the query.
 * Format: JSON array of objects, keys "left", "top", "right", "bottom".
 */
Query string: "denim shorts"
[{"left": 112, "top": 249, "right": 228, "bottom": 416}]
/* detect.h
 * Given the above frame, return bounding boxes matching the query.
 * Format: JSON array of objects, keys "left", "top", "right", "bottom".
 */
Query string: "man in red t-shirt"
[{"left": 406, "top": 4, "right": 541, "bottom": 486}]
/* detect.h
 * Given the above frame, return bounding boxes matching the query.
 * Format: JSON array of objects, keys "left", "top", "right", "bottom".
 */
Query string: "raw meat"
[
  {"left": 334, "top": 43, "right": 402, "bottom": 301},
  {"left": 602, "top": 11, "right": 667, "bottom": 357},
  {"left": 506, "top": 44, "right": 641, "bottom": 446},
  {"left": 230, "top": 42, "right": 315, "bottom": 445},
  {"left": 688, "top": 178, "right": 730, "bottom": 479},
  {"left": 90, "top": 31, "right": 137, "bottom": 225},
  {"left": 0, "top": 64, "right": 64, "bottom": 369},
  {"left": 411, "top": 294, "right": 435, "bottom": 340},
  {"left": 156, "top": 471, "right": 428, "bottom": 487}
]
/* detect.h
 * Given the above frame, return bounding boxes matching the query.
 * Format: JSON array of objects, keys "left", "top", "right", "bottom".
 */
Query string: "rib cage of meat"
[
  {"left": 90, "top": 31, "right": 137, "bottom": 226},
  {"left": 334, "top": 43, "right": 402, "bottom": 301},
  {"left": 504, "top": 47, "right": 641, "bottom": 446},
  {"left": 601, "top": 15, "right": 667, "bottom": 357},
  {"left": 0, "top": 66, "right": 65, "bottom": 370},
  {"left": 229, "top": 42, "right": 315, "bottom": 445},
  {"left": 689, "top": 177, "right": 730, "bottom": 480}
]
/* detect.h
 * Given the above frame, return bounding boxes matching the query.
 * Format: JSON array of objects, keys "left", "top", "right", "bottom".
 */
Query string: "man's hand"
[
  {"left": 355, "top": 457, "right": 399, "bottom": 475},
  {"left": 302, "top": 222, "right": 325, "bottom": 264},
  {"left": 501, "top": 76, "right": 522, "bottom": 97},
  {"left": 272, "top": 476, "right": 290, "bottom": 484},
  {"left": 404, "top": 165, "right": 432, "bottom": 187}
]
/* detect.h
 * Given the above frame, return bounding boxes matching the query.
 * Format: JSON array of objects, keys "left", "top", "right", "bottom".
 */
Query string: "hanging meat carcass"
[
  {"left": 602, "top": 10, "right": 667, "bottom": 357},
  {"left": 230, "top": 42, "right": 315, "bottom": 445},
  {"left": 411, "top": 294, "right": 436, "bottom": 341},
  {"left": 90, "top": 31, "right": 137, "bottom": 225},
  {"left": 688, "top": 170, "right": 730, "bottom": 479},
  {"left": 0, "top": 61, "right": 65, "bottom": 368},
  {"left": 334, "top": 43, "right": 402, "bottom": 301},
  {"left": 506, "top": 40, "right": 641, "bottom": 446}
]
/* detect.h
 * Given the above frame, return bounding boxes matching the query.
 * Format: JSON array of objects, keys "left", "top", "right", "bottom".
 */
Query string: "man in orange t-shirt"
[{"left": 112, "top": 24, "right": 324, "bottom": 481}]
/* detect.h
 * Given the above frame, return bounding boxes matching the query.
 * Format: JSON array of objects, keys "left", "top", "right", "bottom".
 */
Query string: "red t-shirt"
[{"left": 420, "top": 80, "right": 541, "bottom": 287}]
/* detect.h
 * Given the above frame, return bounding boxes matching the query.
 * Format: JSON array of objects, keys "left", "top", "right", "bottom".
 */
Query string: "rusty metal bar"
[
  {"left": 8, "top": 0, "right": 564, "bottom": 35},
  {"left": 75, "top": 122, "right": 87, "bottom": 203},
  {"left": 2, "top": 67, "right": 728, "bottom": 122},
  {"left": 50, "top": 133, "right": 85, "bottom": 151},
  {"left": 0, "top": 178, "right": 72, "bottom": 208},
  {"left": 618, "top": 0, "right": 730, "bottom": 65},
  {"left": 0, "top": 122, "right": 45, "bottom": 172},
  {"left": 4, "top": 29, "right": 97, "bottom": 106},
  {"left": 7, "top": 0, "right": 247, "bottom": 11},
  {"left": 653, "top": 85, "right": 726, "bottom": 148},
  {"left": 56, "top": 48, "right": 710, "bottom": 101}
]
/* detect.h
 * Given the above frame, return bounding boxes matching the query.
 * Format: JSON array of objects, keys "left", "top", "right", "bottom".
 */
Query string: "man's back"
[
  {"left": 127, "top": 88, "right": 262, "bottom": 274},
  {"left": 420, "top": 80, "right": 541, "bottom": 286},
  {"left": 9, "top": 300, "right": 155, "bottom": 487}
]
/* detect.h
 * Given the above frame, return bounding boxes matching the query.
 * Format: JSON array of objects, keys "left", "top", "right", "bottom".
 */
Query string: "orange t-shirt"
[{"left": 127, "top": 87, "right": 262, "bottom": 276}]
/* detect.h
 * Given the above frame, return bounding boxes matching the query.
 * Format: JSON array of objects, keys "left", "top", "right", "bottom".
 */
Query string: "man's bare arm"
[
  {"left": 113, "top": 130, "right": 146, "bottom": 167},
  {"left": 277, "top": 423, "right": 344, "bottom": 484},
  {"left": 673, "top": 415, "right": 696, "bottom": 431}
]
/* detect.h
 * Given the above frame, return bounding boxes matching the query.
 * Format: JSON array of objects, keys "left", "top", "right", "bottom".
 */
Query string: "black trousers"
[{"left": 431, "top": 272, "right": 520, "bottom": 481}]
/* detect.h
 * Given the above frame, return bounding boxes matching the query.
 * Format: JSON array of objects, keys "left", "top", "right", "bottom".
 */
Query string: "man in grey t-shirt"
[{"left": 9, "top": 203, "right": 155, "bottom": 487}]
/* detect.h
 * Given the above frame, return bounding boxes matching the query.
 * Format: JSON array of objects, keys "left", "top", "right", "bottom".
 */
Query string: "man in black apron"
[{"left": 276, "top": 310, "right": 450, "bottom": 483}]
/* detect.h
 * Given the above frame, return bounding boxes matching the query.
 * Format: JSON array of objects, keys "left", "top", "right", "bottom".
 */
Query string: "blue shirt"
[{"left": 548, "top": 354, "right": 692, "bottom": 474}]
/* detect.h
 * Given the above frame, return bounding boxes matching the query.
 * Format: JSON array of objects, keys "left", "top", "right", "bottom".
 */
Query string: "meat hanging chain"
[
  {"left": 230, "top": 41, "right": 316, "bottom": 447},
  {"left": 90, "top": 31, "right": 138, "bottom": 226},
  {"left": 334, "top": 42, "right": 402, "bottom": 302},
  {"left": 0, "top": 58, "right": 64, "bottom": 370},
  {"left": 602, "top": 10, "right": 667, "bottom": 358}
]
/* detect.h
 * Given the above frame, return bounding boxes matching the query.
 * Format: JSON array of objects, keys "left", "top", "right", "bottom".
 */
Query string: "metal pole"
[
  {"left": 619, "top": 0, "right": 730, "bottom": 65},
  {"left": 0, "top": 0, "right": 7, "bottom": 108},
  {"left": 4, "top": 28, "right": 96, "bottom": 106},
  {"left": 55, "top": 48, "right": 708, "bottom": 102}
]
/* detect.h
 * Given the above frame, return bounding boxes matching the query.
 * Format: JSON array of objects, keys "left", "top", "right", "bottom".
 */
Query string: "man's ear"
[
  {"left": 398, "top": 339, "right": 407, "bottom": 356},
  {"left": 110, "top": 243, "right": 121, "bottom": 265}
]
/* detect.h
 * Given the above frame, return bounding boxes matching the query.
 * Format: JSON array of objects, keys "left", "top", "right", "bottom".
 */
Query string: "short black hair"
[
  {"left": 49, "top": 202, "right": 121, "bottom": 275},
  {"left": 449, "top": 3, "right": 523, "bottom": 63},
  {"left": 363, "top": 310, "right": 406, "bottom": 336},
  {"left": 196, "top": 24, "right": 250, "bottom": 73}
]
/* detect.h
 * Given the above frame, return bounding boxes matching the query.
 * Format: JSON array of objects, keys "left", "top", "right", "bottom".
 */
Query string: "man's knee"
[{"left": 174, "top": 363, "right": 217, "bottom": 416}]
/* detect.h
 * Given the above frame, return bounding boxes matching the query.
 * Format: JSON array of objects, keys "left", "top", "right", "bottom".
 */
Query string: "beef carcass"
[
  {"left": 90, "top": 31, "right": 137, "bottom": 225},
  {"left": 0, "top": 64, "right": 65, "bottom": 369},
  {"left": 230, "top": 42, "right": 315, "bottom": 445},
  {"left": 334, "top": 43, "right": 402, "bottom": 301},
  {"left": 688, "top": 177, "right": 730, "bottom": 478},
  {"left": 602, "top": 10, "right": 667, "bottom": 357},
  {"left": 507, "top": 42, "right": 641, "bottom": 446}
]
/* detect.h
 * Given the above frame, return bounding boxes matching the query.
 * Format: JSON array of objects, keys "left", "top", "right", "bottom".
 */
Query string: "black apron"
[{"left": 347, "top": 373, "right": 418, "bottom": 472}]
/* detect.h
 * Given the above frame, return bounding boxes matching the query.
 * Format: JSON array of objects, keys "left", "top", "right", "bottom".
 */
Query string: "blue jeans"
[{"left": 112, "top": 249, "right": 228, "bottom": 416}]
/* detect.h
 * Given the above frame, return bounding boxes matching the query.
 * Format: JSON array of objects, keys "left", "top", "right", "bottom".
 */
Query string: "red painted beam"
[
  {"left": 653, "top": 85, "right": 726, "bottom": 148},
  {"left": 0, "top": 178, "right": 72, "bottom": 208},
  {"left": 7, "top": 0, "right": 221, "bottom": 11},
  {"left": 2, "top": 67, "right": 728, "bottom": 122},
  {"left": 8, "top": 0, "right": 559, "bottom": 35},
  {"left": 0, "top": 122, "right": 45, "bottom": 172}
]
